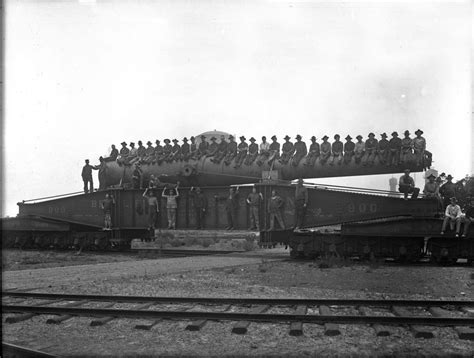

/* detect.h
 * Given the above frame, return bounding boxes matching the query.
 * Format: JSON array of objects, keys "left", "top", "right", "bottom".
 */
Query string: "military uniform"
[
  {"left": 354, "top": 136, "right": 365, "bottom": 164},
  {"left": 413, "top": 129, "right": 426, "bottom": 167},
  {"left": 319, "top": 136, "right": 331, "bottom": 165},
  {"left": 105, "top": 146, "right": 119, "bottom": 162},
  {"left": 217, "top": 189, "right": 240, "bottom": 230},
  {"left": 398, "top": 171, "right": 419, "bottom": 199},
  {"left": 256, "top": 137, "right": 270, "bottom": 166},
  {"left": 189, "top": 137, "right": 197, "bottom": 160},
  {"left": 246, "top": 190, "right": 263, "bottom": 230},
  {"left": 162, "top": 139, "right": 173, "bottom": 162},
  {"left": 377, "top": 133, "right": 389, "bottom": 165},
  {"left": 343, "top": 136, "right": 355, "bottom": 164},
  {"left": 137, "top": 141, "right": 146, "bottom": 161},
  {"left": 279, "top": 136, "right": 294, "bottom": 164},
  {"left": 132, "top": 165, "right": 143, "bottom": 189},
  {"left": 388, "top": 132, "right": 402, "bottom": 166},
  {"left": 118, "top": 142, "right": 130, "bottom": 165},
  {"left": 363, "top": 133, "right": 378, "bottom": 166},
  {"left": 144, "top": 141, "right": 155, "bottom": 163},
  {"left": 206, "top": 137, "right": 218, "bottom": 158},
  {"left": 268, "top": 135, "right": 280, "bottom": 165},
  {"left": 81, "top": 160, "right": 97, "bottom": 193},
  {"left": 197, "top": 136, "right": 209, "bottom": 159},
  {"left": 245, "top": 138, "right": 259, "bottom": 165},
  {"left": 170, "top": 139, "right": 182, "bottom": 162},
  {"left": 268, "top": 193, "right": 285, "bottom": 230},
  {"left": 440, "top": 176, "right": 457, "bottom": 208},
  {"left": 305, "top": 137, "right": 320, "bottom": 166},
  {"left": 400, "top": 130, "right": 413, "bottom": 164},
  {"left": 181, "top": 138, "right": 190, "bottom": 161},
  {"left": 330, "top": 135, "right": 343, "bottom": 165},
  {"left": 190, "top": 187, "right": 208, "bottom": 229},
  {"left": 212, "top": 136, "right": 228, "bottom": 164},
  {"left": 295, "top": 181, "right": 308, "bottom": 229},
  {"left": 224, "top": 136, "right": 238, "bottom": 165},
  {"left": 234, "top": 136, "right": 248, "bottom": 168},
  {"left": 292, "top": 135, "right": 307, "bottom": 166}
]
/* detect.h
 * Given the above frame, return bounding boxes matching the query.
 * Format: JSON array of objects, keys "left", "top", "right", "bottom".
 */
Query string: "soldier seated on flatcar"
[
  {"left": 440, "top": 197, "right": 462, "bottom": 237},
  {"left": 398, "top": 169, "right": 420, "bottom": 200},
  {"left": 461, "top": 198, "right": 474, "bottom": 238}
]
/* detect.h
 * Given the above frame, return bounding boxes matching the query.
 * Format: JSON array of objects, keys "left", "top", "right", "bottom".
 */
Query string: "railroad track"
[{"left": 3, "top": 291, "right": 474, "bottom": 339}]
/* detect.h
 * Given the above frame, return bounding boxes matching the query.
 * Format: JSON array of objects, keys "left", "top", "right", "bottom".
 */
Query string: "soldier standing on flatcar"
[
  {"left": 461, "top": 198, "right": 474, "bottom": 238},
  {"left": 181, "top": 137, "right": 190, "bottom": 161},
  {"left": 440, "top": 174, "right": 456, "bottom": 208},
  {"left": 295, "top": 178, "right": 308, "bottom": 229},
  {"left": 363, "top": 133, "right": 378, "bottom": 166},
  {"left": 245, "top": 137, "right": 259, "bottom": 165},
  {"left": 354, "top": 135, "right": 365, "bottom": 164},
  {"left": 413, "top": 129, "right": 426, "bottom": 167},
  {"left": 292, "top": 135, "right": 307, "bottom": 166},
  {"left": 162, "top": 182, "right": 180, "bottom": 229},
  {"left": 190, "top": 187, "right": 208, "bottom": 229},
  {"left": 104, "top": 144, "right": 119, "bottom": 162},
  {"left": 377, "top": 133, "right": 389, "bottom": 165},
  {"left": 319, "top": 135, "right": 331, "bottom": 165},
  {"left": 388, "top": 131, "right": 402, "bottom": 166},
  {"left": 234, "top": 136, "right": 248, "bottom": 168},
  {"left": 440, "top": 197, "right": 462, "bottom": 237},
  {"left": 400, "top": 130, "right": 413, "bottom": 164},
  {"left": 247, "top": 187, "right": 263, "bottom": 231},
  {"left": 423, "top": 173, "right": 443, "bottom": 213},
  {"left": 343, "top": 135, "right": 355, "bottom": 164},
  {"left": 268, "top": 190, "right": 285, "bottom": 230},
  {"left": 279, "top": 135, "right": 294, "bottom": 165},
  {"left": 143, "top": 188, "right": 159, "bottom": 233},
  {"left": 330, "top": 134, "right": 343, "bottom": 165},
  {"left": 268, "top": 135, "right": 280, "bottom": 165},
  {"left": 101, "top": 193, "right": 115, "bottom": 230},
  {"left": 224, "top": 135, "right": 238, "bottom": 165},
  {"left": 81, "top": 159, "right": 97, "bottom": 194},
  {"left": 304, "top": 136, "right": 320, "bottom": 166},
  {"left": 96, "top": 156, "right": 107, "bottom": 190}
]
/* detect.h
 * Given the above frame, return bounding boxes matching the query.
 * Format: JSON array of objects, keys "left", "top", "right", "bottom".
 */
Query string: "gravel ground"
[{"left": 3, "top": 247, "right": 474, "bottom": 357}]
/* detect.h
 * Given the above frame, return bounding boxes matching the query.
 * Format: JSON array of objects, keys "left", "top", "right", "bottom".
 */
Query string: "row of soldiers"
[{"left": 103, "top": 129, "right": 427, "bottom": 168}]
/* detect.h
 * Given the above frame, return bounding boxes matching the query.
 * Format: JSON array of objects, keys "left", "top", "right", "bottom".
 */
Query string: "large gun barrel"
[{"left": 103, "top": 152, "right": 431, "bottom": 188}]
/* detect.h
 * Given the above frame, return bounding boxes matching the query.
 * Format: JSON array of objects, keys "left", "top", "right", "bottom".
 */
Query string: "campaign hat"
[
  {"left": 311, "top": 136, "right": 316, "bottom": 140},
  {"left": 183, "top": 137, "right": 188, "bottom": 141},
  {"left": 322, "top": 135, "right": 329, "bottom": 140},
  {"left": 190, "top": 136, "right": 195, "bottom": 140},
  {"left": 415, "top": 129, "right": 423, "bottom": 135},
  {"left": 296, "top": 134, "right": 302, "bottom": 140},
  {"left": 146, "top": 141, "right": 152, "bottom": 145},
  {"left": 155, "top": 139, "right": 160, "bottom": 144},
  {"left": 368, "top": 132, "right": 375, "bottom": 137},
  {"left": 121, "top": 141, "right": 127, "bottom": 145},
  {"left": 240, "top": 136, "right": 246, "bottom": 140},
  {"left": 334, "top": 134, "right": 340, "bottom": 139},
  {"left": 356, "top": 135, "right": 362, "bottom": 139},
  {"left": 391, "top": 131, "right": 398, "bottom": 136},
  {"left": 426, "top": 173, "right": 436, "bottom": 179},
  {"left": 284, "top": 135, "right": 291, "bottom": 140},
  {"left": 249, "top": 137, "right": 256, "bottom": 142},
  {"left": 345, "top": 135, "right": 352, "bottom": 140},
  {"left": 271, "top": 135, "right": 277, "bottom": 140},
  {"left": 130, "top": 142, "right": 135, "bottom": 146},
  {"left": 404, "top": 130, "right": 410, "bottom": 135},
  {"left": 228, "top": 135, "right": 234, "bottom": 139},
  {"left": 380, "top": 133, "right": 387, "bottom": 138},
  {"left": 164, "top": 139, "right": 171, "bottom": 143},
  {"left": 210, "top": 136, "right": 217, "bottom": 140},
  {"left": 172, "top": 139, "right": 178, "bottom": 142},
  {"left": 446, "top": 174, "right": 453, "bottom": 180}
]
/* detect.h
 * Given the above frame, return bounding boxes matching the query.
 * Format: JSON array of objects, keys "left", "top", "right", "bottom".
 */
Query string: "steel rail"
[
  {"left": 3, "top": 292, "right": 474, "bottom": 307},
  {"left": 2, "top": 342, "right": 57, "bottom": 358},
  {"left": 3, "top": 305, "right": 474, "bottom": 326}
]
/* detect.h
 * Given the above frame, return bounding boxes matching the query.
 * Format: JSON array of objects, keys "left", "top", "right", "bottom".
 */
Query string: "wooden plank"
[
  {"left": 392, "top": 306, "right": 434, "bottom": 339},
  {"left": 319, "top": 305, "right": 340, "bottom": 336},
  {"left": 5, "top": 299, "right": 64, "bottom": 324},
  {"left": 232, "top": 305, "right": 269, "bottom": 335},
  {"left": 89, "top": 303, "right": 117, "bottom": 326},
  {"left": 429, "top": 307, "right": 474, "bottom": 341},
  {"left": 46, "top": 301, "right": 89, "bottom": 324},
  {"left": 186, "top": 304, "right": 231, "bottom": 332},
  {"left": 289, "top": 305, "right": 307, "bottom": 336},
  {"left": 358, "top": 306, "right": 390, "bottom": 337}
]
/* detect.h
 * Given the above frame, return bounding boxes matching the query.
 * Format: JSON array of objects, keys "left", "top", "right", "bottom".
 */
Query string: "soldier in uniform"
[
  {"left": 181, "top": 137, "right": 190, "bottom": 161},
  {"left": 212, "top": 135, "right": 228, "bottom": 164},
  {"left": 189, "top": 136, "right": 198, "bottom": 160},
  {"left": 398, "top": 169, "right": 420, "bottom": 200},
  {"left": 304, "top": 136, "right": 320, "bottom": 166},
  {"left": 295, "top": 178, "right": 308, "bottom": 229},
  {"left": 377, "top": 133, "right": 389, "bottom": 165},
  {"left": 142, "top": 188, "right": 159, "bottom": 233},
  {"left": 413, "top": 129, "right": 426, "bottom": 167},
  {"left": 81, "top": 159, "right": 97, "bottom": 193},
  {"left": 170, "top": 139, "right": 182, "bottom": 162},
  {"left": 354, "top": 135, "right": 365, "bottom": 164},
  {"left": 96, "top": 156, "right": 107, "bottom": 190},
  {"left": 101, "top": 193, "right": 115, "bottom": 230},
  {"left": 206, "top": 136, "right": 219, "bottom": 158},
  {"left": 104, "top": 144, "right": 119, "bottom": 162},
  {"left": 224, "top": 135, "right": 238, "bottom": 165},
  {"left": 319, "top": 135, "right": 331, "bottom": 165},
  {"left": 197, "top": 135, "right": 209, "bottom": 159},
  {"left": 216, "top": 187, "right": 240, "bottom": 230},
  {"left": 256, "top": 136, "right": 270, "bottom": 166},
  {"left": 132, "top": 163, "right": 143, "bottom": 189},
  {"left": 440, "top": 197, "right": 462, "bottom": 237},
  {"left": 245, "top": 137, "right": 259, "bottom": 165},
  {"left": 292, "top": 135, "right": 307, "bottom": 166},
  {"left": 330, "top": 134, "right": 343, "bottom": 165},
  {"left": 144, "top": 141, "right": 155, "bottom": 164},
  {"left": 388, "top": 131, "right": 402, "bottom": 166},
  {"left": 136, "top": 141, "right": 146, "bottom": 162},
  {"left": 268, "top": 135, "right": 280, "bottom": 165},
  {"left": 363, "top": 133, "right": 378, "bottom": 166},
  {"left": 117, "top": 142, "right": 130, "bottom": 165},
  {"left": 190, "top": 187, "right": 208, "bottom": 229},
  {"left": 161, "top": 139, "right": 173, "bottom": 162},
  {"left": 400, "top": 130, "right": 413, "bottom": 164},
  {"left": 154, "top": 140, "right": 163, "bottom": 164},
  {"left": 279, "top": 135, "right": 294, "bottom": 165},
  {"left": 268, "top": 190, "right": 285, "bottom": 230},
  {"left": 343, "top": 135, "right": 355, "bottom": 164},
  {"left": 440, "top": 174, "right": 457, "bottom": 208},
  {"left": 234, "top": 136, "right": 248, "bottom": 168},
  {"left": 128, "top": 142, "right": 138, "bottom": 164},
  {"left": 423, "top": 173, "right": 443, "bottom": 212},
  {"left": 162, "top": 183, "right": 180, "bottom": 229},
  {"left": 246, "top": 187, "right": 263, "bottom": 230}
]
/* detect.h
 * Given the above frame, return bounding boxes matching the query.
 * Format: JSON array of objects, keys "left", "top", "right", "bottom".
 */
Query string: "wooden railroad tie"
[
  {"left": 319, "top": 305, "right": 340, "bottom": 336},
  {"left": 392, "top": 306, "right": 433, "bottom": 339},
  {"left": 46, "top": 301, "right": 89, "bottom": 324},
  {"left": 186, "top": 305, "right": 232, "bottom": 332},
  {"left": 232, "top": 305, "right": 269, "bottom": 334},
  {"left": 289, "top": 305, "right": 307, "bottom": 336},
  {"left": 429, "top": 307, "right": 474, "bottom": 341},
  {"left": 5, "top": 299, "right": 64, "bottom": 324},
  {"left": 358, "top": 306, "right": 390, "bottom": 337}
]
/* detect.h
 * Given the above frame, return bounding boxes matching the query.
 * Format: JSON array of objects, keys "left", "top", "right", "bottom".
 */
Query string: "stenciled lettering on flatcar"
[
  {"left": 91, "top": 200, "right": 97, "bottom": 208},
  {"left": 60, "top": 206, "right": 66, "bottom": 214},
  {"left": 347, "top": 202, "right": 377, "bottom": 214},
  {"left": 49, "top": 207, "right": 53, "bottom": 214},
  {"left": 369, "top": 203, "right": 377, "bottom": 213},
  {"left": 347, "top": 203, "right": 355, "bottom": 213}
]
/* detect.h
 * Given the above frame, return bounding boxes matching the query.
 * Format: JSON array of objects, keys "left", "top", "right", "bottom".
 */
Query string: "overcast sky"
[{"left": 3, "top": 0, "right": 472, "bottom": 216}]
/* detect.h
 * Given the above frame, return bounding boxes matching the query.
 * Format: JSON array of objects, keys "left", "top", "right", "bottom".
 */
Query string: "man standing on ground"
[
  {"left": 190, "top": 187, "right": 208, "bottom": 229},
  {"left": 247, "top": 187, "right": 263, "bottom": 231},
  {"left": 143, "top": 188, "right": 159, "bottom": 232},
  {"left": 268, "top": 190, "right": 285, "bottom": 230},
  {"left": 101, "top": 193, "right": 115, "bottom": 230}
]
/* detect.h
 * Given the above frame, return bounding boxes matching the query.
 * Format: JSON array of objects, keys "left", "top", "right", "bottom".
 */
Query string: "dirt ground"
[{"left": 2, "top": 248, "right": 474, "bottom": 357}]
